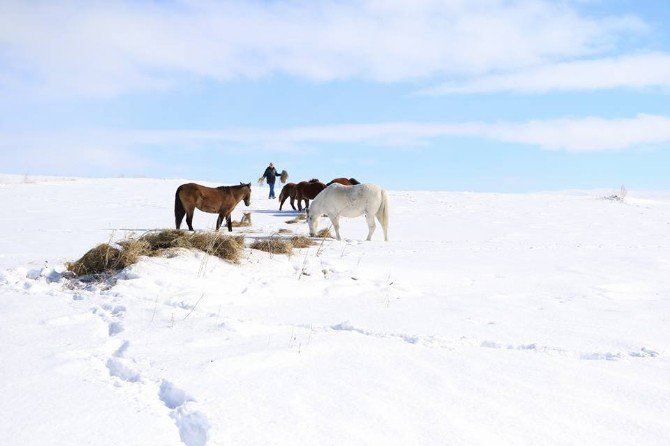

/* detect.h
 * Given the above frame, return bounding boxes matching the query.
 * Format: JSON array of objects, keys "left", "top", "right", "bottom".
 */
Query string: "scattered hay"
[
  {"left": 315, "top": 228, "right": 333, "bottom": 239},
  {"left": 67, "top": 230, "right": 246, "bottom": 277},
  {"left": 285, "top": 214, "right": 306, "bottom": 224},
  {"left": 116, "top": 237, "right": 152, "bottom": 264},
  {"left": 188, "top": 233, "right": 245, "bottom": 263},
  {"left": 290, "top": 235, "right": 314, "bottom": 249},
  {"left": 257, "top": 176, "right": 265, "bottom": 186},
  {"left": 277, "top": 228, "right": 293, "bottom": 234},
  {"left": 250, "top": 238, "right": 293, "bottom": 255},
  {"left": 231, "top": 212, "right": 252, "bottom": 227},
  {"left": 280, "top": 170, "right": 289, "bottom": 184},
  {"left": 135, "top": 229, "right": 191, "bottom": 251}
]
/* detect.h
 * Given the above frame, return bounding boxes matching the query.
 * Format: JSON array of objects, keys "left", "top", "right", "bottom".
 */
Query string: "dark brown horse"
[
  {"left": 175, "top": 182, "right": 251, "bottom": 231},
  {"left": 295, "top": 179, "right": 326, "bottom": 211},
  {"left": 326, "top": 177, "right": 361, "bottom": 186},
  {"left": 278, "top": 182, "right": 298, "bottom": 211}
]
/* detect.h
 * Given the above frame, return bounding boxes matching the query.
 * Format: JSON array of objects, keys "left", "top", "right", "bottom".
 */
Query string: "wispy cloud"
[
  {"left": 422, "top": 52, "right": 670, "bottom": 94},
  {"left": 0, "top": 0, "right": 645, "bottom": 97},
  {"left": 3, "top": 115, "right": 669, "bottom": 168}
]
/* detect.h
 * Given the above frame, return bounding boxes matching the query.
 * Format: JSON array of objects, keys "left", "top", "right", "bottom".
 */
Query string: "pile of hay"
[
  {"left": 66, "top": 230, "right": 245, "bottom": 277},
  {"left": 280, "top": 170, "right": 289, "bottom": 184},
  {"left": 285, "top": 214, "right": 306, "bottom": 224},
  {"left": 290, "top": 236, "right": 314, "bottom": 249},
  {"left": 250, "top": 238, "right": 293, "bottom": 255},
  {"left": 315, "top": 228, "right": 333, "bottom": 239},
  {"left": 277, "top": 228, "right": 293, "bottom": 234},
  {"left": 66, "top": 244, "right": 130, "bottom": 277},
  {"left": 231, "top": 212, "right": 252, "bottom": 227}
]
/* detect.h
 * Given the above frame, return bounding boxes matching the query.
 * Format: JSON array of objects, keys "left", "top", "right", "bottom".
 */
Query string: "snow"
[{"left": 1, "top": 175, "right": 669, "bottom": 445}]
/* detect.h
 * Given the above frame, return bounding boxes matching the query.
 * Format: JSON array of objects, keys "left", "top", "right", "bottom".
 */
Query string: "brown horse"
[
  {"left": 278, "top": 182, "right": 298, "bottom": 211},
  {"left": 326, "top": 177, "right": 361, "bottom": 186},
  {"left": 175, "top": 182, "right": 251, "bottom": 231},
  {"left": 295, "top": 179, "right": 326, "bottom": 211}
]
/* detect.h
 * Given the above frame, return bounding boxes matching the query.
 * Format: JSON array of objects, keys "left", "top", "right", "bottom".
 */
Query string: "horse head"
[
  {"left": 306, "top": 208, "right": 315, "bottom": 236},
  {"left": 240, "top": 182, "right": 252, "bottom": 206},
  {"left": 306, "top": 208, "right": 324, "bottom": 237}
]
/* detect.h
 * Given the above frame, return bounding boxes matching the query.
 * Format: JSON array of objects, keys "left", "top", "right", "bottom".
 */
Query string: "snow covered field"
[{"left": 1, "top": 175, "right": 669, "bottom": 445}]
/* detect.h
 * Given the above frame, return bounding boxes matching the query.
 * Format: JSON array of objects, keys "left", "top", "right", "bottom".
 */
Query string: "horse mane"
[
  {"left": 216, "top": 183, "right": 251, "bottom": 190},
  {"left": 308, "top": 178, "right": 320, "bottom": 183},
  {"left": 348, "top": 178, "right": 360, "bottom": 185}
]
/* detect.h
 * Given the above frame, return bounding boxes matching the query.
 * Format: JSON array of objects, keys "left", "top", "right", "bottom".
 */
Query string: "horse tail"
[
  {"left": 377, "top": 188, "right": 389, "bottom": 241},
  {"left": 175, "top": 185, "right": 186, "bottom": 229},
  {"left": 278, "top": 185, "right": 288, "bottom": 210}
]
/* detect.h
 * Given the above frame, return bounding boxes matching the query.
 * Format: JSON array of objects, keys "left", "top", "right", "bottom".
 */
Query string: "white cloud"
[
  {"left": 3, "top": 115, "right": 669, "bottom": 162},
  {"left": 483, "top": 114, "right": 670, "bottom": 151},
  {"left": 0, "top": 0, "right": 646, "bottom": 97},
  {"left": 423, "top": 52, "right": 670, "bottom": 94}
]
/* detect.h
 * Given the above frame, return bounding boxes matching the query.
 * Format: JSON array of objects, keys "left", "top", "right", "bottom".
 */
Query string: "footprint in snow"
[{"left": 159, "top": 380, "right": 210, "bottom": 446}]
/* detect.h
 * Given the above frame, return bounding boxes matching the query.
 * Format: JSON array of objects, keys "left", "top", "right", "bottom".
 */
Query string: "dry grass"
[
  {"left": 290, "top": 235, "right": 314, "bottom": 249},
  {"left": 315, "top": 228, "right": 333, "bottom": 239},
  {"left": 250, "top": 238, "right": 293, "bottom": 255},
  {"left": 280, "top": 170, "right": 289, "bottom": 183},
  {"left": 188, "top": 233, "right": 245, "bottom": 263},
  {"left": 231, "top": 212, "right": 252, "bottom": 228},
  {"left": 285, "top": 214, "right": 306, "bottom": 224},
  {"left": 277, "top": 228, "right": 293, "bottom": 234},
  {"left": 67, "top": 230, "right": 246, "bottom": 277},
  {"left": 65, "top": 243, "right": 127, "bottom": 276},
  {"left": 131, "top": 229, "right": 191, "bottom": 251}
]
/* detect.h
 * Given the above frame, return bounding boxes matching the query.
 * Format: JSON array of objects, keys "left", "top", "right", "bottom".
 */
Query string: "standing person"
[{"left": 261, "top": 162, "right": 281, "bottom": 199}]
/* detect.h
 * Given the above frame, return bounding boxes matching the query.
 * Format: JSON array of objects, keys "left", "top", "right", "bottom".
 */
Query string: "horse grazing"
[
  {"left": 175, "top": 182, "right": 251, "bottom": 232},
  {"left": 278, "top": 182, "right": 298, "bottom": 211},
  {"left": 307, "top": 183, "right": 389, "bottom": 241},
  {"left": 294, "top": 179, "right": 326, "bottom": 211},
  {"left": 326, "top": 177, "right": 361, "bottom": 186}
]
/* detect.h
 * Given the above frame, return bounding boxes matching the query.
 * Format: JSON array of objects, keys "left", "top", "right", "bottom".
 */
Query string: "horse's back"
[
  {"left": 319, "top": 183, "right": 384, "bottom": 214},
  {"left": 297, "top": 180, "right": 326, "bottom": 199},
  {"left": 178, "top": 182, "right": 214, "bottom": 195}
]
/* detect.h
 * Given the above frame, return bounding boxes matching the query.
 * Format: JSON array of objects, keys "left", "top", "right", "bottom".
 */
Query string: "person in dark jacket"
[{"left": 261, "top": 162, "right": 281, "bottom": 199}]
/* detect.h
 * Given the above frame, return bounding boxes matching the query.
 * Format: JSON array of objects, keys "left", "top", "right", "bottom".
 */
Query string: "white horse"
[{"left": 307, "top": 183, "right": 389, "bottom": 241}]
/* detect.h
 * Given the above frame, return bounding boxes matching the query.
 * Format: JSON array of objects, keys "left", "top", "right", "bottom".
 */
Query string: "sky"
[{"left": 1, "top": 0, "right": 669, "bottom": 191}]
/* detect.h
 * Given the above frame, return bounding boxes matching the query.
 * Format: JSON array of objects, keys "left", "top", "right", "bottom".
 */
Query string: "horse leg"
[
  {"left": 331, "top": 215, "right": 342, "bottom": 241},
  {"left": 376, "top": 213, "right": 388, "bottom": 242},
  {"left": 226, "top": 214, "right": 233, "bottom": 232},
  {"left": 365, "top": 213, "right": 376, "bottom": 241},
  {"left": 297, "top": 198, "right": 303, "bottom": 212},
  {"left": 216, "top": 213, "right": 224, "bottom": 231},
  {"left": 304, "top": 199, "right": 310, "bottom": 210},
  {"left": 290, "top": 197, "right": 296, "bottom": 211},
  {"left": 186, "top": 210, "right": 195, "bottom": 231}
]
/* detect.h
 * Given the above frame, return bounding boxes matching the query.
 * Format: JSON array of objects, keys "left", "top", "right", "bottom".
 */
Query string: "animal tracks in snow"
[
  {"left": 92, "top": 303, "right": 126, "bottom": 336},
  {"left": 95, "top": 302, "right": 212, "bottom": 446},
  {"left": 327, "top": 321, "right": 660, "bottom": 362},
  {"left": 160, "top": 381, "right": 211, "bottom": 446}
]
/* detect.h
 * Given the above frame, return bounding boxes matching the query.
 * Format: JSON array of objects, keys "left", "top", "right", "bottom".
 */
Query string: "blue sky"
[{"left": 1, "top": 0, "right": 669, "bottom": 191}]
